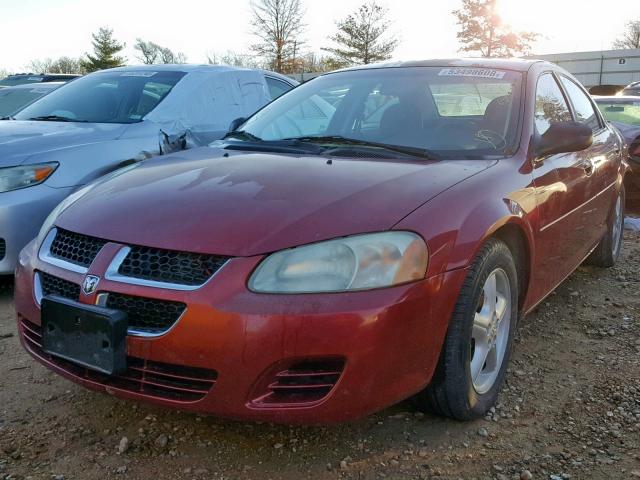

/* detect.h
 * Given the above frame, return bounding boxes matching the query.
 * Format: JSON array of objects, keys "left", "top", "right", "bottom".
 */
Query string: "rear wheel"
[
  {"left": 414, "top": 238, "right": 519, "bottom": 420},
  {"left": 587, "top": 186, "right": 625, "bottom": 267}
]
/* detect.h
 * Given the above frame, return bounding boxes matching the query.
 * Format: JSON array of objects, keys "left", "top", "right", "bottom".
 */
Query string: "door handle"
[{"left": 581, "top": 159, "right": 594, "bottom": 176}]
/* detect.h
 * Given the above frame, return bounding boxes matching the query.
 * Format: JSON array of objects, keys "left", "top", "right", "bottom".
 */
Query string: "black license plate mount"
[{"left": 41, "top": 296, "right": 127, "bottom": 375}]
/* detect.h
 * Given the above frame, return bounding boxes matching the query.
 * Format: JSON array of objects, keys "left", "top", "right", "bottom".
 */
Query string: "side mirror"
[
  {"left": 535, "top": 121, "right": 593, "bottom": 159},
  {"left": 228, "top": 117, "right": 247, "bottom": 133}
]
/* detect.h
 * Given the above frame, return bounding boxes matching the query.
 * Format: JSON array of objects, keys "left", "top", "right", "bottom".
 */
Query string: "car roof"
[
  {"left": 91, "top": 64, "right": 297, "bottom": 85},
  {"left": 3, "top": 82, "right": 64, "bottom": 90},
  {"left": 333, "top": 58, "right": 547, "bottom": 74}
]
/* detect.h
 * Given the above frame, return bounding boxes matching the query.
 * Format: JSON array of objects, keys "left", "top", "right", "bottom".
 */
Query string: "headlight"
[
  {"left": 249, "top": 232, "right": 428, "bottom": 293},
  {"left": 0, "top": 162, "right": 58, "bottom": 193}
]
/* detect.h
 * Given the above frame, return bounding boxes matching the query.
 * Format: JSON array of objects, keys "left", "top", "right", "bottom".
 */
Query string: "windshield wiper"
[
  {"left": 0, "top": 116, "right": 14, "bottom": 120},
  {"left": 222, "top": 130, "right": 263, "bottom": 142},
  {"left": 283, "top": 135, "right": 438, "bottom": 160},
  {"left": 27, "top": 115, "right": 87, "bottom": 123}
]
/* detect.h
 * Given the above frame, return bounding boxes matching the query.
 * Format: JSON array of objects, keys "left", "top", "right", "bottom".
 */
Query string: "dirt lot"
[{"left": 1, "top": 233, "right": 639, "bottom": 480}]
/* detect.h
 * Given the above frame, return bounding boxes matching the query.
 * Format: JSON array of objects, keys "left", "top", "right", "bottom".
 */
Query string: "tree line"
[{"left": 6, "top": 0, "right": 640, "bottom": 77}]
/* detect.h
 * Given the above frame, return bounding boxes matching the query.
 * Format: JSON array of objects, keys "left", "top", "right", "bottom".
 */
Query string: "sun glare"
[{"left": 495, "top": 0, "right": 531, "bottom": 31}]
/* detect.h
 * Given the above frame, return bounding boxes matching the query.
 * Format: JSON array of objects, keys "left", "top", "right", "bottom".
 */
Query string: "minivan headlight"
[
  {"left": 249, "top": 232, "right": 428, "bottom": 293},
  {"left": 0, "top": 162, "right": 58, "bottom": 193}
]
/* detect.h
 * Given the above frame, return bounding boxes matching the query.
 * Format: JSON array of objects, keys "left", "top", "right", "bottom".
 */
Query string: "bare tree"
[
  {"left": 26, "top": 58, "right": 54, "bottom": 73},
  {"left": 134, "top": 39, "right": 187, "bottom": 64},
  {"left": 207, "top": 51, "right": 263, "bottom": 69},
  {"left": 613, "top": 20, "right": 640, "bottom": 49},
  {"left": 250, "top": 0, "right": 305, "bottom": 73},
  {"left": 323, "top": 2, "right": 398, "bottom": 66},
  {"left": 27, "top": 57, "right": 83, "bottom": 74},
  {"left": 51, "top": 57, "right": 83, "bottom": 73},
  {"left": 453, "top": 0, "right": 538, "bottom": 57}
]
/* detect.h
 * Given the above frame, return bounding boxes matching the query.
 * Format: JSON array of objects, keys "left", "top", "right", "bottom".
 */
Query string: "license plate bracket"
[{"left": 41, "top": 296, "right": 127, "bottom": 375}]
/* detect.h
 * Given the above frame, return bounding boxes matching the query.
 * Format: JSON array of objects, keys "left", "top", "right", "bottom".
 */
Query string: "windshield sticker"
[
  {"left": 438, "top": 68, "right": 506, "bottom": 79},
  {"left": 27, "top": 77, "right": 44, "bottom": 81},
  {"left": 29, "top": 88, "right": 49, "bottom": 93},
  {"left": 120, "top": 72, "right": 157, "bottom": 77}
]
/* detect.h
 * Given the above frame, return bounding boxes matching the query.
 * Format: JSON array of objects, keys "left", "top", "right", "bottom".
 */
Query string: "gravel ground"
[{"left": 1, "top": 232, "right": 639, "bottom": 480}]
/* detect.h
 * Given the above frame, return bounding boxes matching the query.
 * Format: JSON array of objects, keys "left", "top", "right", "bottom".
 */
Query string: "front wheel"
[
  {"left": 587, "top": 186, "right": 625, "bottom": 268},
  {"left": 414, "top": 238, "right": 519, "bottom": 420}
]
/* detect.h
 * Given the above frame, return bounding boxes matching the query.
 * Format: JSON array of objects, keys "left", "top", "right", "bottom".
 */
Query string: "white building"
[{"left": 531, "top": 48, "right": 640, "bottom": 89}]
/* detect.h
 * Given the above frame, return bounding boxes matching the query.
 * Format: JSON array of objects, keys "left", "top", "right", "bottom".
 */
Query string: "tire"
[
  {"left": 586, "top": 186, "right": 625, "bottom": 268},
  {"left": 414, "top": 238, "right": 519, "bottom": 421}
]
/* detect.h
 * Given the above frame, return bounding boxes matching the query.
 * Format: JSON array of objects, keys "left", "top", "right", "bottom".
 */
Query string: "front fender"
[{"left": 393, "top": 159, "right": 537, "bottom": 279}]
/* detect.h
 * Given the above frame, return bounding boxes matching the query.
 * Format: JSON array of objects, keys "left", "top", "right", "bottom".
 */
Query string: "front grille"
[
  {"left": 0, "top": 238, "right": 5, "bottom": 261},
  {"left": 117, "top": 246, "right": 228, "bottom": 286},
  {"left": 49, "top": 229, "right": 107, "bottom": 268},
  {"left": 39, "top": 271, "right": 80, "bottom": 300},
  {"left": 20, "top": 318, "right": 217, "bottom": 402},
  {"left": 255, "top": 359, "right": 345, "bottom": 406},
  {"left": 105, "top": 293, "right": 186, "bottom": 334}
]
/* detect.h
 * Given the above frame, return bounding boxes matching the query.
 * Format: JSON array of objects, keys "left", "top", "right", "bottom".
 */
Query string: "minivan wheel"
[
  {"left": 587, "top": 186, "right": 625, "bottom": 268},
  {"left": 414, "top": 238, "right": 519, "bottom": 420}
]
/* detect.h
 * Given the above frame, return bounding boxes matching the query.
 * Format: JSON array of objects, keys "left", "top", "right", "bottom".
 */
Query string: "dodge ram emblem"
[{"left": 82, "top": 275, "right": 100, "bottom": 295}]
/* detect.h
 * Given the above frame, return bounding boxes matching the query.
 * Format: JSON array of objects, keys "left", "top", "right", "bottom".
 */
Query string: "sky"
[{"left": 1, "top": 0, "right": 639, "bottom": 72}]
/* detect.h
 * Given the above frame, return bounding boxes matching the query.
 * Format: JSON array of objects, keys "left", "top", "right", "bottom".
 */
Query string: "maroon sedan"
[{"left": 14, "top": 59, "right": 627, "bottom": 424}]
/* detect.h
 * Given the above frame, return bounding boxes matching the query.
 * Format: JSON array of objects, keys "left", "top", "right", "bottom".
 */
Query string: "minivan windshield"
[
  {"left": 238, "top": 66, "right": 523, "bottom": 158},
  {"left": 14, "top": 70, "right": 186, "bottom": 124}
]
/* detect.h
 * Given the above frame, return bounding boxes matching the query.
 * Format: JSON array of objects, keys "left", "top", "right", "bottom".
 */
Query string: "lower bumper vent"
[{"left": 253, "top": 359, "right": 345, "bottom": 407}]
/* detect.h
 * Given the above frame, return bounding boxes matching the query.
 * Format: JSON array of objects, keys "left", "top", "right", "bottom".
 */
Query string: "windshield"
[
  {"left": 0, "top": 76, "right": 44, "bottom": 87},
  {"left": 239, "top": 66, "right": 523, "bottom": 158},
  {"left": 14, "top": 70, "right": 186, "bottom": 123},
  {"left": 596, "top": 99, "right": 640, "bottom": 126},
  {"left": 0, "top": 87, "right": 53, "bottom": 116}
]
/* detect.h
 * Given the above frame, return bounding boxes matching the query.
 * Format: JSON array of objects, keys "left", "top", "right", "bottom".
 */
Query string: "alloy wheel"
[
  {"left": 470, "top": 268, "right": 512, "bottom": 394},
  {"left": 612, "top": 194, "right": 623, "bottom": 257}
]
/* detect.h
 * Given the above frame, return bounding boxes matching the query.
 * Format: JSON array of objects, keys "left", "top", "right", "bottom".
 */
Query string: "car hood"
[
  {"left": 57, "top": 147, "right": 496, "bottom": 257},
  {"left": 0, "top": 120, "right": 129, "bottom": 166}
]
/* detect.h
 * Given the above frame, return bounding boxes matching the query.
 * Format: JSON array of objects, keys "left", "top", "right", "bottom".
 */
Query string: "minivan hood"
[
  {"left": 0, "top": 120, "right": 129, "bottom": 166},
  {"left": 57, "top": 147, "right": 495, "bottom": 257}
]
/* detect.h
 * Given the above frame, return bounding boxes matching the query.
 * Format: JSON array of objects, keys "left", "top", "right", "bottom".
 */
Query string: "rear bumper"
[
  {"left": 0, "top": 185, "right": 73, "bottom": 274},
  {"left": 15, "top": 237, "right": 466, "bottom": 424}
]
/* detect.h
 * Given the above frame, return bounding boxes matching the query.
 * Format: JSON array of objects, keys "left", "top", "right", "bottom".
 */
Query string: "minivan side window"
[
  {"left": 266, "top": 77, "right": 293, "bottom": 100},
  {"left": 534, "top": 73, "right": 572, "bottom": 135},
  {"left": 559, "top": 76, "right": 601, "bottom": 133}
]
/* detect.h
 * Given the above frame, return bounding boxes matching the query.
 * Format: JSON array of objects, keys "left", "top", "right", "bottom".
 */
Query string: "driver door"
[{"left": 531, "top": 73, "right": 594, "bottom": 293}]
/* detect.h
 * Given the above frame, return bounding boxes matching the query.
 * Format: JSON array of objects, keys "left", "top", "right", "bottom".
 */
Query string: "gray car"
[{"left": 0, "top": 64, "right": 296, "bottom": 274}]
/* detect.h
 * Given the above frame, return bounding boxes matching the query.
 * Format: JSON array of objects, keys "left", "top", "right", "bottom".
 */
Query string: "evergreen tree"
[
  {"left": 323, "top": 2, "right": 398, "bottom": 66},
  {"left": 80, "top": 27, "right": 126, "bottom": 72}
]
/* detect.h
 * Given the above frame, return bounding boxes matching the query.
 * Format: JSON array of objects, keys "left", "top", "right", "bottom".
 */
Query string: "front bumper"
[
  {"left": 14, "top": 237, "right": 466, "bottom": 424},
  {"left": 0, "top": 185, "right": 73, "bottom": 275}
]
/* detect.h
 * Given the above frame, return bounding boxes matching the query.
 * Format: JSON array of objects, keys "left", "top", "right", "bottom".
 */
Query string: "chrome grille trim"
[
  {"left": 104, "top": 246, "right": 227, "bottom": 291},
  {"left": 38, "top": 228, "right": 89, "bottom": 274}
]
